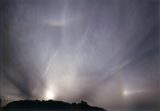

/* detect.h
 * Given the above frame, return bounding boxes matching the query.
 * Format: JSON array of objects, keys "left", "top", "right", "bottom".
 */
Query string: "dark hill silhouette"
[{"left": 1, "top": 100, "right": 107, "bottom": 111}]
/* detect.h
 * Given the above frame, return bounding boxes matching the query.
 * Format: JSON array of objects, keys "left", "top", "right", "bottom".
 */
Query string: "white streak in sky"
[
  {"left": 43, "top": 48, "right": 60, "bottom": 76},
  {"left": 32, "top": 49, "right": 60, "bottom": 97},
  {"left": 1, "top": 0, "right": 158, "bottom": 109}
]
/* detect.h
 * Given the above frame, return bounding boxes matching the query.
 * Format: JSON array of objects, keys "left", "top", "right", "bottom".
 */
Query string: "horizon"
[
  {"left": 0, "top": 99, "right": 107, "bottom": 111},
  {"left": 0, "top": 0, "right": 159, "bottom": 110}
]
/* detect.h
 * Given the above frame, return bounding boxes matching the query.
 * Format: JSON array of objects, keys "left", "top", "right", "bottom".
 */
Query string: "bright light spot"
[
  {"left": 123, "top": 90, "right": 130, "bottom": 96},
  {"left": 123, "top": 89, "right": 146, "bottom": 96},
  {"left": 45, "top": 89, "right": 55, "bottom": 100}
]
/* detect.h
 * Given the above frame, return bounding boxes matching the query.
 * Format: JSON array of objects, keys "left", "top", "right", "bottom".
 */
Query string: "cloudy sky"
[{"left": 0, "top": 0, "right": 159, "bottom": 110}]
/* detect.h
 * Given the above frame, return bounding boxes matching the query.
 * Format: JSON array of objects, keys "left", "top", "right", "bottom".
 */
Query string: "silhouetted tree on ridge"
[{"left": 1, "top": 100, "right": 107, "bottom": 111}]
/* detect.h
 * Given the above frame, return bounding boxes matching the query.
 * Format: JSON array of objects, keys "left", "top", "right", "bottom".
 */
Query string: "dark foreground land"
[{"left": 0, "top": 100, "right": 107, "bottom": 111}]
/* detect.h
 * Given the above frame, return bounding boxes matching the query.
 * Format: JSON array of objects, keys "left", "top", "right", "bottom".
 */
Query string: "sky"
[{"left": 0, "top": 0, "right": 159, "bottom": 110}]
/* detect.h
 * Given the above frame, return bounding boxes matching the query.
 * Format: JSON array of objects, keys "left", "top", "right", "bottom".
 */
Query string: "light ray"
[{"left": 32, "top": 49, "right": 60, "bottom": 97}]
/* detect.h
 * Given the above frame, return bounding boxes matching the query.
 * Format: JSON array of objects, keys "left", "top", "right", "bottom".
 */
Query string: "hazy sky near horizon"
[{"left": 0, "top": 0, "right": 159, "bottom": 110}]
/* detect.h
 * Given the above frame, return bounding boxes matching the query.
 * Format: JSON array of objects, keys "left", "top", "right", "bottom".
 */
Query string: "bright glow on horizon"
[
  {"left": 1, "top": 0, "right": 158, "bottom": 110},
  {"left": 45, "top": 89, "right": 55, "bottom": 100}
]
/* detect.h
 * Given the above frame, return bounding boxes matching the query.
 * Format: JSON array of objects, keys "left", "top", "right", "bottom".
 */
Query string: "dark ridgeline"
[
  {"left": 0, "top": 99, "right": 1, "bottom": 107},
  {"left": 1, "top": 100, "right": 107, "bottom": 111}
]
